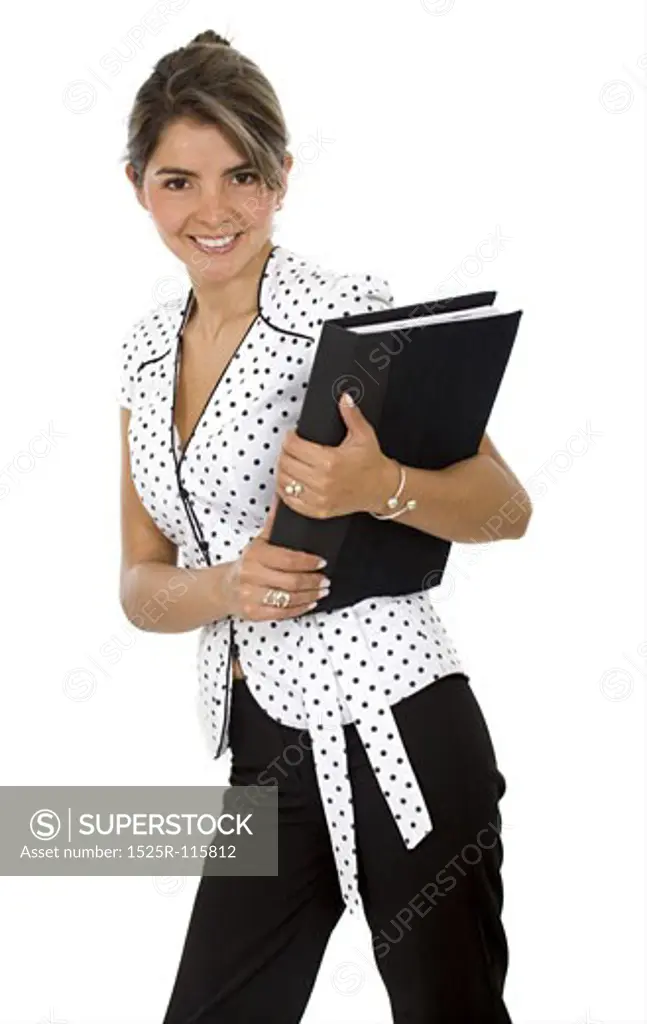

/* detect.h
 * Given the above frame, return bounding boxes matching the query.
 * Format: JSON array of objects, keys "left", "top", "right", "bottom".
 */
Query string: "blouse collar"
[{"left": 154, "top": 242, "right": 317, "bottom": 343}]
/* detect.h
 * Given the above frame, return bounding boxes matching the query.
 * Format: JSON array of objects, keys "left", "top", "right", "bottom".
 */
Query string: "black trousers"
[{"left": 162, "top": 672, "right": 512, "bottom": 1023}]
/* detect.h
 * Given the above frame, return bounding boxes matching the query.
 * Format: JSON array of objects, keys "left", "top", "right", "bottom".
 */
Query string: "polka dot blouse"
[{"left": 118, "top": 243, "right": 467, "bottom": 916}]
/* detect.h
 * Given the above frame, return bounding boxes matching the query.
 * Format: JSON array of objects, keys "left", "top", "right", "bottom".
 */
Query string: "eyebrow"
[{"left": 153, "top": 163, "right": 253, "bottom": 178}]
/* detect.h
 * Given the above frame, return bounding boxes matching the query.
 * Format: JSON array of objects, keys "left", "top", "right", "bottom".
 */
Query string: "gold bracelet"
[{"left": 369, "top": 461, "right": 417, "bottom": 520}]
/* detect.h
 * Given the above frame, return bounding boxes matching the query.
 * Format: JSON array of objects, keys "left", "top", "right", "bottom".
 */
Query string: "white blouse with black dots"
[{"left": 118, "top": 243, "right": 468, "bottom": 916}]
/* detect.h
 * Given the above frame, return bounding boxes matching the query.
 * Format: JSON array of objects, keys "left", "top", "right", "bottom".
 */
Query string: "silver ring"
[{"left": 262, "top": 588, "right": 291, "bottom": 609}]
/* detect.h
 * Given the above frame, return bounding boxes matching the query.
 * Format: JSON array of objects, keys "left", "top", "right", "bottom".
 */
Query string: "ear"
[
  {"left": 125, "top": 163, "right": 149, "bottom": 212},
  {"left": 275, "top": 152, "right": 293, "bottom": 205}
]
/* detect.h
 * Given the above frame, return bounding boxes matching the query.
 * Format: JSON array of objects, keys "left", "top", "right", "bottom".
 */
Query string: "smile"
[{"left": 189, "top": 232, "right": 244, "bottom": 255}]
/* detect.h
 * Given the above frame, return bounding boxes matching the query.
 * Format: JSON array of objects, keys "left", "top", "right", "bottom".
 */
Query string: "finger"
[
  {"left": 249, "top": 594, "right": 323, "bottom": 620},
  {"left": 254, "top": 583, "right": 324, "bottom": 607},
  {"left": 245, "top": 567, "right": 329, "bottom": 595},
  {"left": 240, "top": 584, "right": 323, "bottom": 620},
  {"left": 255, "top": 541, "right": 326, "bottom": 574},
  {"left": 279, "top": 451, "right": 321, "bottom": 490},
  {"left": 255, "top": 603, "right": 320, "bottom": 621},
  {"left": 282, "top": 430, "right": 330, "bottom": 467}
]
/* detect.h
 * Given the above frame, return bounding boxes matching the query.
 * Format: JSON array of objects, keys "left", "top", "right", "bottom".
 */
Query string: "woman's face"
[{"left": 128, "top": 116, "right": 291, "bottom": 282}]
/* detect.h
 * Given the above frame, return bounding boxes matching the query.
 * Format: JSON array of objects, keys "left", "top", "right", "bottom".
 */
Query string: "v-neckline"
[
  {"left": 171, "top": 302, "right": 259, "bottom": 468},
  {"left": 170, "top": 243, "right": 280, "bottom": 471}
]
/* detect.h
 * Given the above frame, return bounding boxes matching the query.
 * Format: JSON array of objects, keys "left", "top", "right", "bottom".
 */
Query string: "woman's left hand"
[{"left": 276, "top": 392, "right": 395, "bottom": 518}]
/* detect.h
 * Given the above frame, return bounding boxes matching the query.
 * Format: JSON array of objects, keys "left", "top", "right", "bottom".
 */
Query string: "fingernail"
[{"left": 316, "top": 557, "right": 327, "bottom": 568}]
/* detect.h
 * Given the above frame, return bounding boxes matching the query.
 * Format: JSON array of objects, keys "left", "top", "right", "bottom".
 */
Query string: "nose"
[{"left": 193, "top": 185, "right": 242, "bottom": 233}]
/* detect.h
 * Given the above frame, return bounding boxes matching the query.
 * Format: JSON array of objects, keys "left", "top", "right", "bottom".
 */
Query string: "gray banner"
[{"left": 0, "top": 786, "right": 277, "bottom": 876}]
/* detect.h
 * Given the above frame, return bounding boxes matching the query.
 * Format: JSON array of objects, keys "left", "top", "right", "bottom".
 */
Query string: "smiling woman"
[
  {"left": 116, "top": 26, "right": 515, "bottom": 1024},
  {"left": 123, "top": 31, "right": 291, "bottom": 295}
]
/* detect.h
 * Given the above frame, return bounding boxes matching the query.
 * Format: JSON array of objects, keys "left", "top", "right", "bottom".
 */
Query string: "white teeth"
[{"left": 193, "top": 234, "right": 237, "bottom": 248}]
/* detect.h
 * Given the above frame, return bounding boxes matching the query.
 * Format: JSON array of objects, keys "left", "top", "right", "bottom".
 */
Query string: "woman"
[{"left": 118, "top": 29, "right": 530, "bottom": 1024}]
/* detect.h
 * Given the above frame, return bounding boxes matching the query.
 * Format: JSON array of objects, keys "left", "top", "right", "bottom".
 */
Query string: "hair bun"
[{"left": 188, "top": 30, "right": 232, "bottom": 47}]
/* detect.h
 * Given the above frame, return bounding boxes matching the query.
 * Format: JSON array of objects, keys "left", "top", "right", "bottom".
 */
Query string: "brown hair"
[{"left": 123, "top": 29, "right": 290, "bottom": 196}]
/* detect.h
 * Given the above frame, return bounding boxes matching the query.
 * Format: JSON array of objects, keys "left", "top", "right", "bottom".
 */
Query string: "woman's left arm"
[
  {"left": 277, "top": 395, "right": 532, "bottom": 544},
  {"left": 368, "top": 431, "right": 533, "bottom": 543}
]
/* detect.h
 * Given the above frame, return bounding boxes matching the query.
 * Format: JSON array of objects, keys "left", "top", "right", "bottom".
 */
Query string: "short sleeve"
[
  {"left": 320, "top": 270, "right": 394, "bottom": 325},
  {"left": 117, "top": 324, "right": 139, "bottom": 410}
]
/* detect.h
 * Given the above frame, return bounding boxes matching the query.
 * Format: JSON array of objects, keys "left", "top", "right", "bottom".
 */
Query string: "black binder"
[{"left": 268, "top": 289, "right": 523, "bottom": 613}]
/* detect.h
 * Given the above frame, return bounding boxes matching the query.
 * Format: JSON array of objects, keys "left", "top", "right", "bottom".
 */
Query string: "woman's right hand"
[{"left": 222, "top": 494, "right": 331, "bottom": 621}]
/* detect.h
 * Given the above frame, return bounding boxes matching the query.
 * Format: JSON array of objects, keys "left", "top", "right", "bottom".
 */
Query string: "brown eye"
[
  {"left": 163, "top": 177, "right": 188, "bottom": 191},
  {"left": 232, "top": 171, "right": 260, "bottom": 186}
]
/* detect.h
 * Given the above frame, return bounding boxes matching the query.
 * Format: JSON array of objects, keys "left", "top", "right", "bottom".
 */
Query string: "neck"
[{"left": 186, "top": 238, "right": 274, "bottom": 333}]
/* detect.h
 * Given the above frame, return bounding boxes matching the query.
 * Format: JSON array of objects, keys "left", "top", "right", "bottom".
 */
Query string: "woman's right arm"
[{"left": 119, "top": 407, "right": 235, "bottom": 634}]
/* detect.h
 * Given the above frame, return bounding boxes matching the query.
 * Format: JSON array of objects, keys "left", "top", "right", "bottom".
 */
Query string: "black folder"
[{"left": 269, "top": 289, "right": 523, "bottom": 613}]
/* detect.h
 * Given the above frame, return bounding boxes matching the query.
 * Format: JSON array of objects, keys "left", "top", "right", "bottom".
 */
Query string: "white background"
[{"left": 0, "top": 1, "right": 644, "bottom": 1021}]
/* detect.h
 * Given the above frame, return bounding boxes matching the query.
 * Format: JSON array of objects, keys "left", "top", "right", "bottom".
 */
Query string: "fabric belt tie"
[{"left": 299, "top": 617, "right": 434, "bottom": 916}]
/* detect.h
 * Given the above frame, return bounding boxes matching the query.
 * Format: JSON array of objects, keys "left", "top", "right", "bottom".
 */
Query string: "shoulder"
[
  {"left": 321, "top": 263, "right": 395, "bottom": 320},
  {"left": 262, "top": 245, "right": 394, "bottom": 336},
  {"left": 121, "top": 296, "right": 185, "bottom": 363},
  {"left": 117, "top": 294, "right": 188, "bottom": 409}
]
